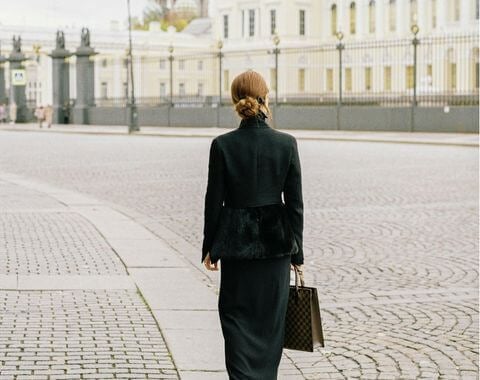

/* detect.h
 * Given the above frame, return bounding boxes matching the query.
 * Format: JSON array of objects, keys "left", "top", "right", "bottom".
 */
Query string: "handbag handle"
[{"left": 294, "top": 266, "right": 305, "bottom": 289}]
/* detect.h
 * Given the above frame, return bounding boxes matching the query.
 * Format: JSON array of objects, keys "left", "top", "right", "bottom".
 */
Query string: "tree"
[{"left": 132, "top": 0, "right": 193, "bottom": 32}]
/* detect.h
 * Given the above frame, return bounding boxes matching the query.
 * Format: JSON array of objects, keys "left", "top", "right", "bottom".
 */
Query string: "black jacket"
[{"left": 201, "top": 113, "right": 304, "bottom": 265}]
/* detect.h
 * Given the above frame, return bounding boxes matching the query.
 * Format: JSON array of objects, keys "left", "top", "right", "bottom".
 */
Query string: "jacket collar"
[{"left": 238, "top": 113, "right": 271, "bottom": 129}]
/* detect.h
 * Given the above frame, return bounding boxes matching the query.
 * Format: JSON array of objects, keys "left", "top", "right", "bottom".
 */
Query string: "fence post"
[
  {"left": 410, "top": 24, "right": 420, "bottom": 133},
  {"left": 8, "top": 35, "right": 28, "bottom": 123},
  {"left": 217, "top": 40, "right": 223, "bottom": 128},
  {"left": 335, "top": 31, "right": 344, "bottom": 131},
  {"left": 168, "top": 45, "right": 174, "bottom": 127},
  {"left": 0, "top": 42, "right": 6, "bottom": 105},
  {"left": 50, "top": 31, "right": 71, "bottom": 124}
]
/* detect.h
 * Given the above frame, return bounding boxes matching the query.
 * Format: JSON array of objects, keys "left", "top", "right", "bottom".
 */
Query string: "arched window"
[
  {"left": 389, "top": 0, "right": 396, "bottom": 32},
  {"left": 431, "top": 0, "right": 437, "bottom": 28},
  {"left": 368, "top": 0, "right": 376, "bottom": 33},
  {"left": 410, "top": 0, "right": 418, "bottom": 27},
  {"left": 331, "top": 4, "right": 337, "bottom": 36},
  {"left": 349, "top": 2, "right": 356, "bottom": 34}
]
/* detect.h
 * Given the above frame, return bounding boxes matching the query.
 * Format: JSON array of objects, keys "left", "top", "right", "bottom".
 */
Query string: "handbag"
[{"left": 283, "top": 266, "right": 325, "bottom": 352}]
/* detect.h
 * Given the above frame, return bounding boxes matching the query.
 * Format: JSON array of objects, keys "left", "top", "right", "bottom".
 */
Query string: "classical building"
[{"left": 0, "top": 0, "right": 477, "bottom": 108}]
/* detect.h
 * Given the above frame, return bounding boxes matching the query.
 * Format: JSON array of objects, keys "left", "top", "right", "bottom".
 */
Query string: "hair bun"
[{"left": 235, "top": 96, "right": 260, "bottom": 118}]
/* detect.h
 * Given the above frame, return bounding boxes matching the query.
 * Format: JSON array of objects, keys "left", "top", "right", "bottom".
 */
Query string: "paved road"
[{"left": 0, "top": 131, "right": 478, "bottom": 379}]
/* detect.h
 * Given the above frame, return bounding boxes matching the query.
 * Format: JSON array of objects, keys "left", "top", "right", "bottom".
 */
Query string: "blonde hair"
[{"left": 231, "top": 70, "right": 272, "bottom": 120}]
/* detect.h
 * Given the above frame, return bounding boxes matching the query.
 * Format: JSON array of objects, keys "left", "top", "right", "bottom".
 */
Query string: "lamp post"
[
  {"left": 272, "top": 34, "right": 280, "bottom": 108},
  {"left": 168, "top": 44, "right": 174, "bottom": 127},
  {"left": 410, "top": 24, "right": 420, "bottom": 132},
  {"left": 217, "top": 40, "right": 223, "bottom": 128},
  {"left": 126, "top": 0, "right": 139, "bottom": 133},
  {"left": 335, "top": 31, "right": 344, "bottom": 130}
]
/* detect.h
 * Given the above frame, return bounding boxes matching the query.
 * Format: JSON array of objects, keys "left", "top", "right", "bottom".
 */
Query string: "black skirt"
[{"left": 218, "top": 254, "right": 291, "bottom": 380}]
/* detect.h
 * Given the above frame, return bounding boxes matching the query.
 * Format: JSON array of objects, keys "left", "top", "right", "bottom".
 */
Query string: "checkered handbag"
[{"left": 283, "top": 266, "right": 325, "bottom": 352}]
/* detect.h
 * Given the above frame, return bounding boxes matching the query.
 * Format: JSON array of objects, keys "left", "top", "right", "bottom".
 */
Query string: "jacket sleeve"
[
  {"left": 201, "top": 138, "right": 226, "bottom": 263},
  {"left": 283, "top": 137, "right": 304, "bottom": 265}
]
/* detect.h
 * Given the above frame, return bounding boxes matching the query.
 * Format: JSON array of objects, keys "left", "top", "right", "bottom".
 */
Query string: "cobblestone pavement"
[
  {"left": 0, "top": 131, "right": 478, "bottom": 379},
  {"left": 0, "top": 178, "right": 179, "bottom": 379}
]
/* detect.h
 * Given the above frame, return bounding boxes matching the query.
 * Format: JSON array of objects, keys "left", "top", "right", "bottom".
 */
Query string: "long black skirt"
[{"left": 218, "top": 254, "right": 291, "bottom": 380}]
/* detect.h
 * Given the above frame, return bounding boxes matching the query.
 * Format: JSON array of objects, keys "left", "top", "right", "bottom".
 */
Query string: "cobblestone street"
[{"left": 0, "top": 130, "right": 478, "bottom": 379}]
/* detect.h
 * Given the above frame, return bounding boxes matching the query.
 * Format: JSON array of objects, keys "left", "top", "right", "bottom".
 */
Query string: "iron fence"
[{"left": 94, "top": 33, "right": 479, "bottom": 108}]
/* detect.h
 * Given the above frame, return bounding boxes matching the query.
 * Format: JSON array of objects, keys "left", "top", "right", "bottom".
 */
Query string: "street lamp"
[
  {"left": 168, "top": 44, "right": 174, "bottom": 127},
  {"left": 410, "top": 24, "right": 420, "bottom": 132},
  {"left": 335, "top": 31, "right": 344, "bottom": 130},
  {"left": 217, "top": 40, "right": 223, "bottom": 107},
  {"left": 126, "top": 0, "right": 139, "bottom": 133},
  {"left": 272, "top": 33, "right": 280, "bottom": 108}
]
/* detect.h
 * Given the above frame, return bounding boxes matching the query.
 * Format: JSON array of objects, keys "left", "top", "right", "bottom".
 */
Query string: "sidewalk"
[
  {"left": 0, "top": 171, "right": 308, "bottom": 379},
  {"left": 0, "top": 122, "right": 478, "bottom": 147}
]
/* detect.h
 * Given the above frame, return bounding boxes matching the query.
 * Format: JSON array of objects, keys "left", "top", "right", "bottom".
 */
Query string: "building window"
[
  {"left": 327, "top": 68, "right": 334, "bottom": 92},
  {"left": 270, "top": 68, "right": 277, "bottom": 91},
  {"left": 249, "top": 9, "right": 255, "bottom": 37},
  {"left": 241, "top": 10, "right": 245, "bottom": 37},
  {"left": 384, "top": 66, "right": 392, "bottom": 91},
  {"left": 365, "top": 67, "right": 372, "bottom": 91},
  {"left": 369, "top": 1, "right": 376, "bottom": 33},
  {"left": 198, "top": 60, "right": 203, "bottom": 70},
  {"left": 160, "top": 82, "right": 166, "bottom": 97},
  {"left": 446, "top": 49, "right": 456, "bottom": 91},
  {"left": 101, "top": 82, "right": 108, "bottom": 99},
  {"left": 426, "top": 64, "right": 433, "bottom": 88},
  {"left": 410, "top": 0, "right": 418, "bottom": 27},
  {"left": 389, "top": 0, "right": 396, "bottom": 32},
  {"left": 197, "top": 83, "right": 204, "bottom": 96},
  {"left": 331, "top": 4, "right": 337, "bottom": 35},
  {"left": 179, "top": 59, "right": 185, "bottom": 70},
  {"left": 101, "top": 58, "right": 108, "bottom": 67},
  {"left": 298, "top": 69, "right": 305, "bottom": 92},
  {"left": 406, "top": 65, "right": 414, "bottom": 89},
  {"left": 179, "top": 83, "right": 185, "bottom": 96},
  {"left": 160, "top": 59, "right": 166, "bottom": 70},
  {"left": 123, "top": 82, "right": 128, "bottom": 97},
  {"left": 448, "top": 0, "right": 461, "bottom": 22},
  {"left": 224, "top": 70, "right": 229, "bottom": 92},
  {"left": 270, "top": 9, "right": 277, "bottom": 35},
  {"left": 349, "top": 2, "right": 356, "bottom": 34},
  {"left": 431, "top": 0, "right": 437, "bottom": 28},
  {"left": 345, "top": 68, "right": 352, "bottom": 91},
  {"left": 223, "top": 14, "right": 229, "bottom": 39},
  {"left": 299, "top": 9, "right": 305, "bottom": 36},
  {"left": 476, "top": 0, "right": 480, "bottom": 20},
  {"left": 473, "top": 48, "right": 480, "bottom": 90}
]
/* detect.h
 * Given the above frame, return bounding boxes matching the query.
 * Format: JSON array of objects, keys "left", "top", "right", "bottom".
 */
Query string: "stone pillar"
[
  {"left": 73, "top": 27, "right": 96, "bottom": 124},
  {"left": 8, "top": 35, "right": 28, "bottom": 122},
  {"left": 50, "top": 30, "right": 71, "bottom": 124},
  {"left": 0, "top": 52, "right": 6, "bottom": 105}
]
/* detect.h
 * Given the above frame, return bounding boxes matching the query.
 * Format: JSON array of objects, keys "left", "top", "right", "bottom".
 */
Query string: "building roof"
[{"left": 182, "top": 17, "right": 212, "bottom": 36}]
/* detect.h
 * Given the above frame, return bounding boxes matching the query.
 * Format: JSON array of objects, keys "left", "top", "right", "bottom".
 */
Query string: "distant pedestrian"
[
  {"left": 34, "top": 106, "right": 45, "bottom": 128},
  {"left": 0, "top": 104, "right": 6, "bottom": 123},
  {"left": 9, "top": 102, "right": 17, "bottom": 124},
  {"left": 201, "top": 70, "right": 304, "bottom": 379},
  {"left": 44, "top": 105, "right": 53, "bottom": 128}
]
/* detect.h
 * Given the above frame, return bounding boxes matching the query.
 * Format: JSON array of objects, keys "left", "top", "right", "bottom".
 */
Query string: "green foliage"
[{"left": 131, "top": 0, "right": 194, "bottom": 32}]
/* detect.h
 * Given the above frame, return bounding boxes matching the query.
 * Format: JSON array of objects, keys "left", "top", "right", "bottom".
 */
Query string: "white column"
[
  {"left": 397, "top": 0, "right": 408, "bottom": 36},
  {"left": 417, "top": 0, "right": 427, "bottom": 32},
  {"left": 376, "top": 0, "right": 385, "bottom": 39},
  {"left": 356, "top": 0, "right": 366, "bottom": 37},
  {"left": 461, "top": 0, "right": 471, "bottom": 24},
  {"left": 438, "top": 0, "right": 447, "bottom": 31}
]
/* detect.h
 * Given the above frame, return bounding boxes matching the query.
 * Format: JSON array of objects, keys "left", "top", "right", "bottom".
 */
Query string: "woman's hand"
[
  {"left": 203, "top": 252, "right": 219, "bottom": 271},
  {"left": 290, "top": 264, "right": 304, "bottom": 272}
]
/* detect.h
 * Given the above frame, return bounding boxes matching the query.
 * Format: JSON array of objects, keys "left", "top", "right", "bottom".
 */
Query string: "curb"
[{"left": 0, "top": 125, "right": 477, "bottom": 147}]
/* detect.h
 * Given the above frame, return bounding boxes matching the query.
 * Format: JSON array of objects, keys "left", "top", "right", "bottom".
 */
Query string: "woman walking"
[{"left": 201, "top": 70, "right": 304, "bottom": 380}]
